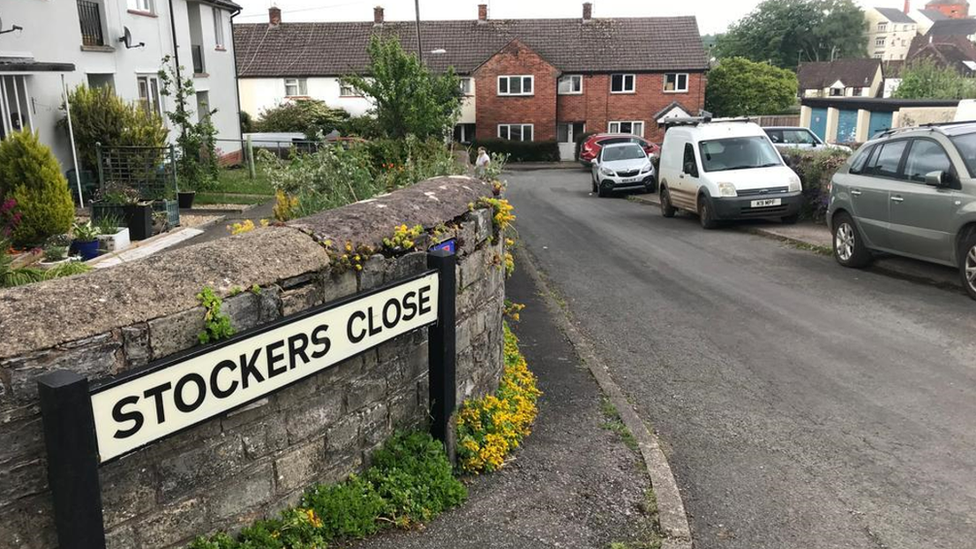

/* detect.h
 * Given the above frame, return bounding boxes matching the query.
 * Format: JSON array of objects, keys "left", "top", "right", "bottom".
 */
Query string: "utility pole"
[{"left": 415, "top": 0, "right": 424, "bottom": 63}]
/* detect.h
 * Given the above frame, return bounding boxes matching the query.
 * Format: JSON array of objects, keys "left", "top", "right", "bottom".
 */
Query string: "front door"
[{"left": 558, "top": 122, "right": 585, "bottom": 161}]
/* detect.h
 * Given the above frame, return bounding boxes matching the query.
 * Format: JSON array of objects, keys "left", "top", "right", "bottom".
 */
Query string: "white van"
[{"left": 657, "top": 119, "right": 803, "bottom": 229}]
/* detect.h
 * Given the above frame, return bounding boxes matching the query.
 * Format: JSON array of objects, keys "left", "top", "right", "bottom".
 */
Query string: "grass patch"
[
  {"left": 213, "top": 167, "right": 274, "bottom": 196},
  {"left": 195, "top": 193, "right": 272, "bottom": 206},
  {"left": 788, "top": 240, "right": 832, "bottom": 256},
  {"left": 599, "top": 397, "right": 639, "bottom": 453},
  {"left": 607, "top": 490, "right": 664, "bottom": 549}
]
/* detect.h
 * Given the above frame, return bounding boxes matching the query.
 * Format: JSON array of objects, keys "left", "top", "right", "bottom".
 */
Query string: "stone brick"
[
  {"left": 326, "top": 414, "right": 361, "bottom": 456},
  {"left": 0, "top": 458, "right": 46, "bottom": 504},
  {"left": 358, "top": 254, "right": 388, "bottom": 291},
  {"left": 275, "top": 439, "right": 327, "bottom": 494},
  {"left": 1, "top": 333, "right": 122, "bottom": 405},
  {"left": 158, "top": 435, "right": 245, "bottom": 502},
  {"left": 121, "top": 323, "right": 151, "bottom": 369},
  {"left": 386, "top": 251, "right": 427, "bottom": 281},
  {"left": 0, "top": 416, "right": 43, "bottom": 468},
  {"left": 285, "top": 396, "right": 343, "bottom": 444},
  {"left": 344, "top": 377, "right": 387, "bottom": 413},
  {"left": 137, "top": 497, "right": 208, "bottom": 548},
  {"left": 223, "top": 292, "right": 261, "bottom": 332},
  {"left": 221, "top": 397, "right": 273, "bottom": 431},
  {"left": 148, "top": 307, "right": 205, "bottom": 360},
  {"left": 323, "top": 269, "right": 357, "bottom": 303},
  {"left": 389, "top": 387, "right": 423, "bottom": 430},
  {"left": 212, "top": 462, "right": 275, "bottom": 520},
  {"left": 281, "top": 284, "right": 322, "bottom": 316},
  {"left": 459, "top": 248, "right": 486, "bottom": 289},
  {"left": 238, "top": 420, "right": 288, "bottom": 460},
  {"left": 100, "top": 453, "right": 156, "bottom": 527},
  {"left": 279, "top": 272, "right": 318, "bottom": 290},
  {"left": 360, "top": 403, "right": 390, "bottom": 447},
  {"left": 105, "top": 523, "right": 138, "bottom": 549},
  {"left": 0, "top": 494, "right": 57, "bottom": 549}
]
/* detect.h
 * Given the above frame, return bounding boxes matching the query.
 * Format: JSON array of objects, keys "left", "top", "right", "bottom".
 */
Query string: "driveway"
[{"left": 505, "top": 168, "right": 976, "bottom": 549}]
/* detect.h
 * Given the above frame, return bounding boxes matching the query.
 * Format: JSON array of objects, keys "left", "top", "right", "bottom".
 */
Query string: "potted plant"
[
  {"left": 95, "top": 214, "right": 130, "bottom": 253},
  {"left": 91, "top": 181, "right": 138, "bottom": 226},
  {"left": 70, "top": 221, "right": 100, "bottom": 260},
  {"left": 178, "top": 189, "right": 196, "bottom": 209},
  {"left": 38, "top": 236, "right": 72, "bottom": 270},
  {"left": 125, "top": 201, "right": 153, "bottom": 241}
]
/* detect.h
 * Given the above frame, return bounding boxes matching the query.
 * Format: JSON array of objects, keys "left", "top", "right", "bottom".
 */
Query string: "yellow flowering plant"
[
  {"left": 382, "top": 224, "right": 424, "bottom": 255},
  {"left": 228, "top": 219, "right": 255, "bottom": 235},
  {"left": 457, "top": 322, "right": 541, "bottom": 473}
]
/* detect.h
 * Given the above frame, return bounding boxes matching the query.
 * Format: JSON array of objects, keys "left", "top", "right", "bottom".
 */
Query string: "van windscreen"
[{"left": 698, "top": 136, "right": 782, "bottom": 172}]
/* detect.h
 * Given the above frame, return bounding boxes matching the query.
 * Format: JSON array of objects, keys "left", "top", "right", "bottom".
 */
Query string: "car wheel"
[
  {"left": 781, "top": 214, "right": 800, "bottom": 225},
  {"left": 832, "top": 212, "right": 872, "bottom": 268},
  {"left": 958, "top": 232, "right": 976, "bottom": 300},
  {"left": 698, "top": 195, "right": 718, "bottom": 230},
  {"left": 644, "top": 179, "right": 657, "bottom": 194},
  {"left": 598, "top": 184, "right": 610, "bottom": 198},
  {"left": 660, "top": 187, "right": 676, "bottom": 218}
]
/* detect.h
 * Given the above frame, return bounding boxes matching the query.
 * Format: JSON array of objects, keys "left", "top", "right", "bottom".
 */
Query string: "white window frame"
[
  {"left": 459, "top": 77, "right": 473, "bottom": 96},
  {"left": 284, "top": 78, "right": 308, "bottom": 97},
  {"left": 877, "top": 22, "right": 887, "bottom": 32},
  {"left": 607, "top": 121, "right": 644, "bottom": 137},
  {"left": 128, "top": 0, "right": 154, "bottom": 13},
  {"left": 0, "top": 75, "right": 35, "bottom": 137},
  {"left": 610, "top": 73, "right": 636, "bottom": 94},
  {"left": 557, "top": 75, "right": 583, "bottom": 95},
  {"left": 664, "top": 73, "right": 689, "bottom": 93},
  {"left": 497, "top": 124, "right": 534, "bottom": 141},
  {"left": 136, "top": 74, "right": 162, "bottom": 117},
  {"left": 339, "top": 82, "right": 361, "bottom": 97},
  {"left": 213, "top": 8, "right": 225, "bottom": 49},
  {"left": 875, "top": 37, "right": 886, "bottom": 47},
  {"left": 497, "top": 75, "right": 534, "bottom": 96}
]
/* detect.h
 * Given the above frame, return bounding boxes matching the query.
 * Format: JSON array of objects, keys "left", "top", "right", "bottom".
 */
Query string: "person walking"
[{"left": 475, "top": 147, "right": 491, "bottom": 178}]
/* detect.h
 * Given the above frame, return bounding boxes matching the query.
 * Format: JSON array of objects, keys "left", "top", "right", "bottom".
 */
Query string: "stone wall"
[{"left": 0, "top": 177, "right": 506, "bottom": 549}]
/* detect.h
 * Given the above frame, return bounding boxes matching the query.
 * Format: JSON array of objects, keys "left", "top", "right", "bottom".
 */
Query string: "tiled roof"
[
  {"left": 908, "top": 33, "right": 976, "bottom": 73},
  {"left": 926, "top": 18, "right": 976, "bottom": 36},
  {"left": 917, "top": 8, "right": 950, "bottom": 21},
  {"left": 797, "top": 59, "right": 882, "bottom": 90},
  {"left": 874, "top": 7, "right": 917, "bottom": 24},
  {"left": 233, "top": 17, "right": 709, "bottom": 78}
]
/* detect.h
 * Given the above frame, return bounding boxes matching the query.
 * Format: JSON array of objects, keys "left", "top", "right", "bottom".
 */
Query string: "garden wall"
[{"left": 0, "top": 176, "right": 506, "bottom": 549}]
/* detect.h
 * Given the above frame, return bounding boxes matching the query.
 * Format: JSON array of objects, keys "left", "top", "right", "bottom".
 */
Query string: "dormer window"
[{"left": 878, "top": 22, "right": 887, "bottom": 32}]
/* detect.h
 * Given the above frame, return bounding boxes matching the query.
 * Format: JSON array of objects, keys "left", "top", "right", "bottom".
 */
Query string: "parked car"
[
  {"left": 580, "top": 134, "right": 659, "bottom": 167},
  {"left": 827, "top": 122, "right": 976, "bottom": 300},
  {"left": 658, "top": 119, "right": 803, "bottom": 229},
  {"left": 764, "top": 126, "right": 852, "bottom": 153},
  {"left": 591, "top": 143, "right": 656, "bottom": 197}
]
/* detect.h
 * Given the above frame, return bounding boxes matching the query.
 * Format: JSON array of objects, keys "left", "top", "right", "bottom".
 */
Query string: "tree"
[
  {"left": 893, "top": 60, "right": 976, "bottom": 100},
  {"left": 158, "top": 56, "right": 219, "bottom": 191},
  {"left": 254, "top": 99, "right": 349, "bottom": 139},
  {"left": 715, "top": 0, "right": 866, "bottom": 69},
  {"left": 705, "top": 57, "right": 798, "bottom": 117},
  {"left": 0, "top": 131, "right": 75, "bottom": 247},
  {"left": 342, "top": 36, "right": 463, "bottom": 139}
]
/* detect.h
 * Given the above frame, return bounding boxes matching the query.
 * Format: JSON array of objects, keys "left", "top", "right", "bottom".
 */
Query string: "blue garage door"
[
  {"left": 868, "top": 111, "right": 892, "bottom": 140},
  {"left": 837, "top": 110, "right": 858, "bottom": 143},
  {"left": 810, "top": 108, "right": 828, "bottom": 140}
]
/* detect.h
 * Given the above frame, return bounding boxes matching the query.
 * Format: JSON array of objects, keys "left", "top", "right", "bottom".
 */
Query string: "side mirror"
[{"left": 924, "top": 170, "right": 947, "bottom": 187}]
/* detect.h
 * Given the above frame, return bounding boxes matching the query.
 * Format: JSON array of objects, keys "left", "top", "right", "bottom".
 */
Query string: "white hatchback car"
[{"left": 590, "top": 142, "right": 656, "bottom": 197}]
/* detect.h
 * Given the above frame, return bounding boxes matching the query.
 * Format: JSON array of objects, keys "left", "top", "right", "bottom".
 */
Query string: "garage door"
[
  {"left": 837, "top": 110, "right": 858, "bottom": 143},
  {"left": 810, "top": 108, "right": 828, "bottom": 140},
  {"left": 868, "top": 111, "right": 892, "bottom": 140}
]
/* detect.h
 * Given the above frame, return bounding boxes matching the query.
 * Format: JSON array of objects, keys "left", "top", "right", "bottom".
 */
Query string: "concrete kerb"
[{"left": 515, "top": 246, "right": 693, "bottom": 549}]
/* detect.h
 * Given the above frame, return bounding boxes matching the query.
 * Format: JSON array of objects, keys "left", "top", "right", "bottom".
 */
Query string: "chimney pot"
[
  {"left": 374, "top": 6, "right": 384, "bottom": 25},
  {"left": 269, "top": 6, "right": 281, "bottom": 26},
  {"left": 583, "top": 2, "right": 593, "bottom": 21},
  {"left": 478, "top": 4, "right": 488, "bottom": 22}
]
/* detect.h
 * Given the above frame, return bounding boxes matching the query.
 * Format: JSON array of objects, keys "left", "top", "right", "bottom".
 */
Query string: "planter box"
[
  {"left": 91, "top": 202, "right": 128, "bottom": 226},
  {"left": 178, "top": 191, "right": 196, "bottom": 209},
  {"left": 125, "top": 203, "right": 154, "bottom": 241},
  {"left": 97, "top": 227, "right": 131, "bottom": 253},
  {"left": 153, "top": 199, "right": 180, "bottom": 228}
]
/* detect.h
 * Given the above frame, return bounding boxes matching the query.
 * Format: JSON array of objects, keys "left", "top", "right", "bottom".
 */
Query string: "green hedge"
[
  {"left": 781, "top": 148, "right": 852, "bottom": 223},
  {"left": 470, "top": 139, "right": 560, "bottom": 163}
]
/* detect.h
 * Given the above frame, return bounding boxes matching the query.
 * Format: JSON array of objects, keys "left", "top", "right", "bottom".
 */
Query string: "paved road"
[{"left": 506, "top": 168, "right": 976, "bottom": 549}]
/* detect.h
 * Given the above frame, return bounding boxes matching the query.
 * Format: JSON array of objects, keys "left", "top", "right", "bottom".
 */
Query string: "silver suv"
[{"left": 827, "top": 122, "right": 976, "bottom": 300}]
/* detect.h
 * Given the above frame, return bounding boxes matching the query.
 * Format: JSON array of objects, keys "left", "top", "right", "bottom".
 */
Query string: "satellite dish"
[{"left": 119, "top": 27, "right": 145, "bottom": 49}]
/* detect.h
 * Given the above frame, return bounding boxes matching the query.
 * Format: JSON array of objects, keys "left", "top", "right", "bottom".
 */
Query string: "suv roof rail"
[{"left": 873, "top": 120, "right": 976, "bottom": 140}]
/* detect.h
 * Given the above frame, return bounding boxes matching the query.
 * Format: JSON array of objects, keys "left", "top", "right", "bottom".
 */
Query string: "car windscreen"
[
  {"left": 781, "top": 129, "right": 819, "bottom": 145},
  {"left": 698, "top": 136, "right": 782, "bottom": 172},
  {"left": 950, "top": 132, "right": 976, "bottom": 176},
  {"left": 602, "top": 145, "right": 646, "bottom": 162}
]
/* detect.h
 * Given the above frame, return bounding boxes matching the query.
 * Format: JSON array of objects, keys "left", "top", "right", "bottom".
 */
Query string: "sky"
[{"left": 232, "top": 0, "right": 911, "bottom": 35}]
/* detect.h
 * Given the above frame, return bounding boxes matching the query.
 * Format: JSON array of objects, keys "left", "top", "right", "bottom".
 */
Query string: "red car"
[{"left": 580, "top": 134, "right": 659, "bottom": 167}]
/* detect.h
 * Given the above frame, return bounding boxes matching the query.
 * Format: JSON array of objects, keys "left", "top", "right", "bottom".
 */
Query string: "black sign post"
[
  {"left": 427, "top": 249, "right": 457, "bottom": 462},
  {"left": 37, "top": 370, "right": 106, "bottom": 549}
]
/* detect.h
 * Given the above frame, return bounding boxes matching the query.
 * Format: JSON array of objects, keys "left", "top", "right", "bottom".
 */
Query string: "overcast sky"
[{"left": 232, "top": 0, "right": 910, "bottom": 35}]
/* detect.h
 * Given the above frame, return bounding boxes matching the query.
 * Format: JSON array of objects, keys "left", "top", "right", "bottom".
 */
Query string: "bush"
[
  {"left": 470, "top": 139, "right": 560, "bottom": 162},
  {"left": 58, "top": 85, "right": 168, "bottom": 173},
  {"left": 0, "top": 131, "right": 75, "bottom": 247},
  {"left": 575, "top": 131, "right": 596, "bottom": 161},
  {"left": 781, "top": 148, "right": 852, "bottom": 223},
  {"left": 339, "top": 115, "right": 383, "bottom": 139},
  {"left": 254, "top": 99, "right": 349, "bottom": 139}
]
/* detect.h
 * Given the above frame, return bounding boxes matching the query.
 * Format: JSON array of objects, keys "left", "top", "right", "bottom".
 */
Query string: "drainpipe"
[
  {"left": 167, "top": 0, "right": 185, "bottom": 138},
  {"left": 230, "top": 5, "right": 245, "bottom": 152}
]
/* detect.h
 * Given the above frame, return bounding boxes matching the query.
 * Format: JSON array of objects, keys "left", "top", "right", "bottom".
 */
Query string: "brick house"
[{"left": 234, "top": 3, "right": 708, "bottom": 159}]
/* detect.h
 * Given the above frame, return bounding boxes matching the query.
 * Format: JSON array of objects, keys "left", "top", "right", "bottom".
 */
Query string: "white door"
[{"left": 558, "top": 122, "right": 585, "bottom": 161}]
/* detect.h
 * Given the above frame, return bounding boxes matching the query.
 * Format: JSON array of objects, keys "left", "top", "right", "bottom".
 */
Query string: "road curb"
[{"left": 515, "top": 246, "right": 693, "bottom": 548}]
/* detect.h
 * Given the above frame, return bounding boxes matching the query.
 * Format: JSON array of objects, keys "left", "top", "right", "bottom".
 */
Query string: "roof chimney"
[
  {"left": 583, "top": 2, "right": 593, "bottom": 21},
  {"left": 478, "top": 4, "right": 488, "bottom": 22},
  {"left": 374, "top": 6, "right": 384, "bottom": 25},
  {"left": 269, "top": 6, "right": 281, "bottom": 26},
  {"left": 904, "top": 0, "right": 910, "bottom": 14}
]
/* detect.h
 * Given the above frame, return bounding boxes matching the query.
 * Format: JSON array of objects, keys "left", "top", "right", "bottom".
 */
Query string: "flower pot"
[
  {"left": 178, "top": 191, "right": 196, "bottom": 209},
  {"left": 91, "top": 202, "right": 127, "bottom": 226},
  {"left": 73, "top": 240, "right": 100, "bottom": 261},
  {"left": 124, "top": 203, "right": 154, "bottom": 241},
  {"left": 38, "top": 258, "right": 72, "bottom": 271},
  {"left": 97, "top": 227, "right": 131, "bottom": 253}
]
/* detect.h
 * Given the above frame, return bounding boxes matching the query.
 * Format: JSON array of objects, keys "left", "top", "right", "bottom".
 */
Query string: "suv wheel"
[
  {"left": 698, "top": 195, "right": 718, "bottom": 230},
  {"left": 660, "top": 187, "right": 676, "bottom": 218},
  {"left": 958, "top": 232, "right": 976, "bottom": 300},
  {"left": 832, "top": 212, "right": 872, "bottom": 268}
]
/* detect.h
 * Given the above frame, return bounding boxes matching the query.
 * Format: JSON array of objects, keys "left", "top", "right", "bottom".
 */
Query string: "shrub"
[
  {"left": 302, "top": 475, "right": 386, "bottom": 540},
  {"left": 781, "top": 148, "right": 852, "bottom": 223},
  {"left": 457, "top": 323, "right": 541, "bottom": 473},
  {"left": 254, "top": 99, "right": 350, "bottom": 139},
  {"left": 0, "top": 131, "right": 75, "bottom": 247},
  {"left": 58, "top": 85, "right": 168, "bottom": 173},
  {"left": 470, "top": 139, "right": 560, "bottom": 162},
  {"left": 339, "top": 115, "right": 383, "bottom": 139}
]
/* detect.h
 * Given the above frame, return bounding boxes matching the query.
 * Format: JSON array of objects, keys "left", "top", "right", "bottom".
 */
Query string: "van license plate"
[{"left": 751, "top": 198, "right": 781, "bottom": 208}]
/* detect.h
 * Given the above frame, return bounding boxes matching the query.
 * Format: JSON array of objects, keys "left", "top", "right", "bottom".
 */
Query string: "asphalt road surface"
[{"left": 506, "top": 168, "right": 976, "bottom": 549}]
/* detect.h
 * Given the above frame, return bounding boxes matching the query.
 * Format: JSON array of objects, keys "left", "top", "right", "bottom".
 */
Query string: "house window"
[
  {"left": 829, "top": 87, "right": 844, "bottom": 97},
  {"left": 851, "top": 87, "right": 864, "bottom": 97},
  {"left": 611, "top": 73, "right": 635, "bottom": 93},
  {"left": 877, "top": 22, "right": 887, "bottom": 32},
  {"left": 498, "top": 75, "right": 534, "bottom": 96},
  {"left": 128, "top": 0, "right": 154, "bottom": 12},
  {"left": 196, "top": 91, "right": 211, "bottom": 123},
  {"left": 873, "top": 52, "right": 884, "bottom": 59},
  {"left": 339, "top": 82, "right": 361, "bottom": 97},
  {"left": 0, "top": 75, "right": 34, "bottom": 139},
  {"left": 608, "top": 121, "right": 644, "bottom": 137},
  {"left": 664, "top": 73, "right": 689, "bottom": 93},
  {"left": 557, "top": 75, "right": 583, "bottom": 94},
  {"left": 137, "top": 75, "right": 162, "bottom": 116},
  {"left": 498, "top": 124, "right": 534, "bottom": 141},
  {"left": 285, "top": 78, "right": 308, "bottom": 97},
  {"left": 875, "top": 37, "right": 886, "bottom": 47},
  {"left": 454, "top": 123, "right": 476, "bottom": 143},
  {"left": 213, "top": 8, "right": 225, "bottom": 49},
  {"left": 460, "top": 78, "right": 473, "bottom": 95}
]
